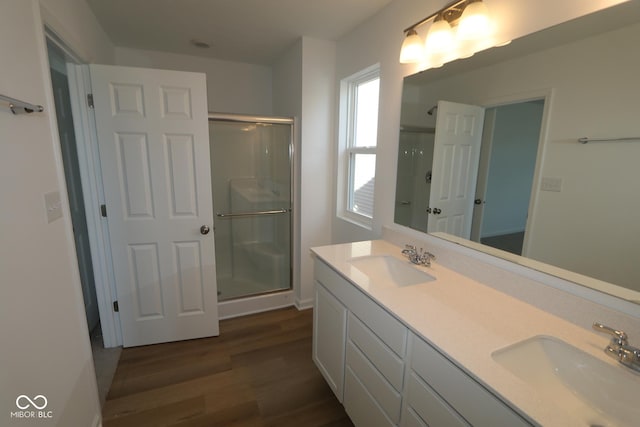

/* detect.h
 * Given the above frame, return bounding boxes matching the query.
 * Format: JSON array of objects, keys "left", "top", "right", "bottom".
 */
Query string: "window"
[{"left": 339, "top": 65, "right": 380, "bottom": 226}]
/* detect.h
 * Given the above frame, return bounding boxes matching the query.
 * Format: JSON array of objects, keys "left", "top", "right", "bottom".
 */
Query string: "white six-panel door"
[
  {"left": 428, "top": 101, "right": 484, "bottom": 239},
  {"left": 90, "top": 64, "right": 219, "bottom": 347}
]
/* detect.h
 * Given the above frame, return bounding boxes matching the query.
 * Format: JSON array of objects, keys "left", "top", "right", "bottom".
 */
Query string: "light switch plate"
[
  {"left": 541, "top": 177, "right": 563, "bottom": 192},
  {"left": 44, "top": 191, "right": 63, "bottom": 223}
]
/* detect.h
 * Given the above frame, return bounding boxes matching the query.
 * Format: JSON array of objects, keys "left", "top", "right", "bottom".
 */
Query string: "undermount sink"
[
  {"left": 348, "top": 255, "right": 435, "bottom": 287},
  {"left": 492, "top": 335, "right": 640, "bottom": 426}
]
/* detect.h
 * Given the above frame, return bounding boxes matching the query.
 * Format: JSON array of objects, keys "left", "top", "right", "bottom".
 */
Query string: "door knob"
[
  {"left": 426, "top": 207, "right": 432, "bottom": 214},
  {"left": 474, "top": 199, "right": 483, "bottom": 205},
  {"left": 200, "top": 225, "right": 210, "bottom": 235},
  {"left": 432, "top": 208, "right": 442, "bottom": 215}
]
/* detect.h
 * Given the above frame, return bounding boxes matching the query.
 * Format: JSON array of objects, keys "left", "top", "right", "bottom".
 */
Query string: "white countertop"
[{"left": 311, "top": 239, "right": 633, "bottom": 427}]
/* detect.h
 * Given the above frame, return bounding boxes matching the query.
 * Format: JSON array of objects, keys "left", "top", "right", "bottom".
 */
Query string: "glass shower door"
[{"left": 209, "top": 118, "right": 292, "bottom": 301}]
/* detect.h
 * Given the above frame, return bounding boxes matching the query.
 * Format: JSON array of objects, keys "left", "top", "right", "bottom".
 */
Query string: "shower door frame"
[{"left": 208, "top": 113, "right": 295, "bottom": 310}]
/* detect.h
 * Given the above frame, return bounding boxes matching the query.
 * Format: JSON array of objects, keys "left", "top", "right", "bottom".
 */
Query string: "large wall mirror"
[{"left": 394, "top": 1, "right": 640, "bottom": 304}]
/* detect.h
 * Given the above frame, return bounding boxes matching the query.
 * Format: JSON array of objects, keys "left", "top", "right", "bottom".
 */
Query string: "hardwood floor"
[{"left": 102, "top": 307, "right": 353, "bottom": 427}]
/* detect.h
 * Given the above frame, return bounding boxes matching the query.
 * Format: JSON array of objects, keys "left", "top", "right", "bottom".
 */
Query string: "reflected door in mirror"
[{"left": 428, "top": 101, "right": 484, "bottom": 239}]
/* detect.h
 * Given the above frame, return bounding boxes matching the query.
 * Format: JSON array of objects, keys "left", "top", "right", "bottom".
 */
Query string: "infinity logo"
[{"left": 15, "top": 395, "right": 48, "bottom": 410}]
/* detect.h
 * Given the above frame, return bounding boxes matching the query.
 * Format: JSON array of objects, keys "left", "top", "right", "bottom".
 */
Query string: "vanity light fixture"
[{"left": 399, "top": 0, "right": 497, "bottom": 66}]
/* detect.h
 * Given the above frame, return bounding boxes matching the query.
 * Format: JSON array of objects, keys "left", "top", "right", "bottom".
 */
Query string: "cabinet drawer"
[
  {"left": 346, "top": 341, "right": 402, "bottom": 424},
  {"left": 410, "top": 335, "right": 532, "bottom": 427},
  {"left": 406, "top": 372, "right": 469, "bottom": 427},
  {"left": 344, "top": 366, "right": 395, "bottom": 427},
  {"left": 400, "top": 407, "right": 427, "bottom": 427},
  {"left": 349, "top": 295, "right": 407, "bottom": 358},
  {"left": 315, "top": 258, "right": 351, "bottom": 301},
  {"left": 315, "top": 258, "right": 407, "bottom": 356},
  {"left": 348, "top": 312, "right": 404, "bottom": 391}
]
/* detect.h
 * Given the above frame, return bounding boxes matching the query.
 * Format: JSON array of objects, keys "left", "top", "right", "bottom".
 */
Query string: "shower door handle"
[{"left": 200, "top": 225, "right": 211, "bottom": 235}]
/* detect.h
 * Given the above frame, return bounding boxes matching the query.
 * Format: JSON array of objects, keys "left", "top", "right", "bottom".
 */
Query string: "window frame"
[{"left": 337, "top": 64, "right": 381, "bottom": 228}]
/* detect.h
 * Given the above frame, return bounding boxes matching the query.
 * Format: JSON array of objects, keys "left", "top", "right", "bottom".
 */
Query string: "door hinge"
[
  {"left": 100, "top": 204, "right": 107, "bottom": 217},
  {"left": 113, "top": 301, "right": 119, "bottom": 312},
  {"left": 87, "top": 93, "right": 94, "bottom": 108}
]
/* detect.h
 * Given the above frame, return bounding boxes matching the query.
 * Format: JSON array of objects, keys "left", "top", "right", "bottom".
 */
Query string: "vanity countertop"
[{"left": 311, "top": 239, "right": 631, "bottom": 427}]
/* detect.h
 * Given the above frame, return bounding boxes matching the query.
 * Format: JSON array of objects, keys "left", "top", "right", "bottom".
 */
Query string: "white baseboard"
[
  {"left": 218, "top": 290, "right": 295, "bottom": 320},
  {"left": 481, "top": 229, "right": 525, "bottom": 239},
  {"left": 295, "top": 297, "right": 314, "bottom": 310}
]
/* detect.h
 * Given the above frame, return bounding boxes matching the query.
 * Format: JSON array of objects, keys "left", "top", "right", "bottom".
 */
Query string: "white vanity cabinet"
[
  {"left": 312, "top": 257, "right": 533, "bottom": 427},
  {"left": 402, "top": 334, "right": 532, "bottom": 427},
  {"left": 313, "top": 259, "right": 408, "bottom": 426}
]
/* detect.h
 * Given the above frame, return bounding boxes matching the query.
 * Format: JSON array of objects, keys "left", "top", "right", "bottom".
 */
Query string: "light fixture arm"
[{"left": 402, "top": 0, "right": 468, "bottom": 33}]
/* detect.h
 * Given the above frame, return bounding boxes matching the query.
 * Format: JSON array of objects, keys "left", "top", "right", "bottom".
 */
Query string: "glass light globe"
[
  {"left": 425, "top": 19, "right": 457, "bottom": 66},
  {"left": 458, "top": 1, "right": 492, "bottom": 41},
  {"left": 399, "top": 29, "right": 424, "bottom": 63}
]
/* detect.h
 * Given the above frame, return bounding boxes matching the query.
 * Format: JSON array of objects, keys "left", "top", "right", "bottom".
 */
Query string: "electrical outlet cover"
[
  {"left": 44, "top": 190, "right": 63, "bottom": 223},
  {"left": 541, "top": 177, "right": 563, "bottom": 192}
]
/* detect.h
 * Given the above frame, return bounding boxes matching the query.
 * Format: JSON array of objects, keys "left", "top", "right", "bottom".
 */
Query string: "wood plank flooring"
[{"left": 102, "top": 307, "right": 353, "bottom": 427}]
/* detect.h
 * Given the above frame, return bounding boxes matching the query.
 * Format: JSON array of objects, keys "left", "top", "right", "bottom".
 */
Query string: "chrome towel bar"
[
  {"left": 578, "top": 136, "right": 640, "bottom": 144},
  {"left": 1, "top": 94, "right": 44, "bottom": 115},
  {"left": 216, "top": 209, "right": 289, "bottom": 218}
]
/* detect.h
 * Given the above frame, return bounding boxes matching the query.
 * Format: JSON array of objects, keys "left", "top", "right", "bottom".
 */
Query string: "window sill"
[{"left": 337, "top": 212, "right": 373, "bottom": 231}]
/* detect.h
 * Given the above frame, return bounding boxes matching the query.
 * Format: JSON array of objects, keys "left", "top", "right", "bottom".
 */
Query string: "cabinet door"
[{"left": 313, "top": 282, "right": 348, "bottom": 402}]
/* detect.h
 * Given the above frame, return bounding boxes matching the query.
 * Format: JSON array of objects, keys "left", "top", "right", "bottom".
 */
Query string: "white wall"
[
  {"left": 40, "top": 0, "right": 114, "bottom": 63},
  {"left": 332, "top": 0, "right": 627, "bottom": 244},
  {"left": 114, "top": 47, "right": 273, "bottom": 115},
  {"left": 272, "top": 39, "right": 304, "bottom": 305},
  {"left": 518, "top": 24, "right": 640, "bottom": 292},
  {"left": 298, "top": 37, "right": 336, "bottom": 306},
  {"left": 1, "top": 0, "right": 113, "bottom": 425},
  {"left": 272, "top": 37, "right": 336, "bottom": 308}
]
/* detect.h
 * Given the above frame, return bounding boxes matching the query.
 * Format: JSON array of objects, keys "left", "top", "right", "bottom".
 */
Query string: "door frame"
[
  {"left": 479, "top": 88, "right": 555, "bottom": 257},
  {"left": 48, "top": 40, "right": 100, "bottom": 331},
  {"left": 66, "top": 63, "right": 122, "bottom": 347},
  {"left": 46, "top": 28, "right": 122, "bottom": 347},
  {"left": 470, "top": 108, "right": 497, "bottom": 242}
]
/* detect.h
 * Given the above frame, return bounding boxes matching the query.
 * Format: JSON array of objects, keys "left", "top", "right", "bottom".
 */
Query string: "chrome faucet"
[
  {"left": 593, "top": 322, "right": 640, "bottom": 372},
  {"left": 402, "top": 244, "right": 436, "bottom": 267}
]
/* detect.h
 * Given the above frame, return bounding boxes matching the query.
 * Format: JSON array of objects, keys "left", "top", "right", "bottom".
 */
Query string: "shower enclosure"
[
  {"left": 394, "top": 125, "right": 435, "bottom": 233},
  {"left": 209, "top": 114, "right": 293, "bottom": 302}
]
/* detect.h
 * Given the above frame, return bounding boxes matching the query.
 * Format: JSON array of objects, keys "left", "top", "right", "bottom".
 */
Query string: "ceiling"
[{"left": 87, "top": 0, "right": 394, "bottom": 65}]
